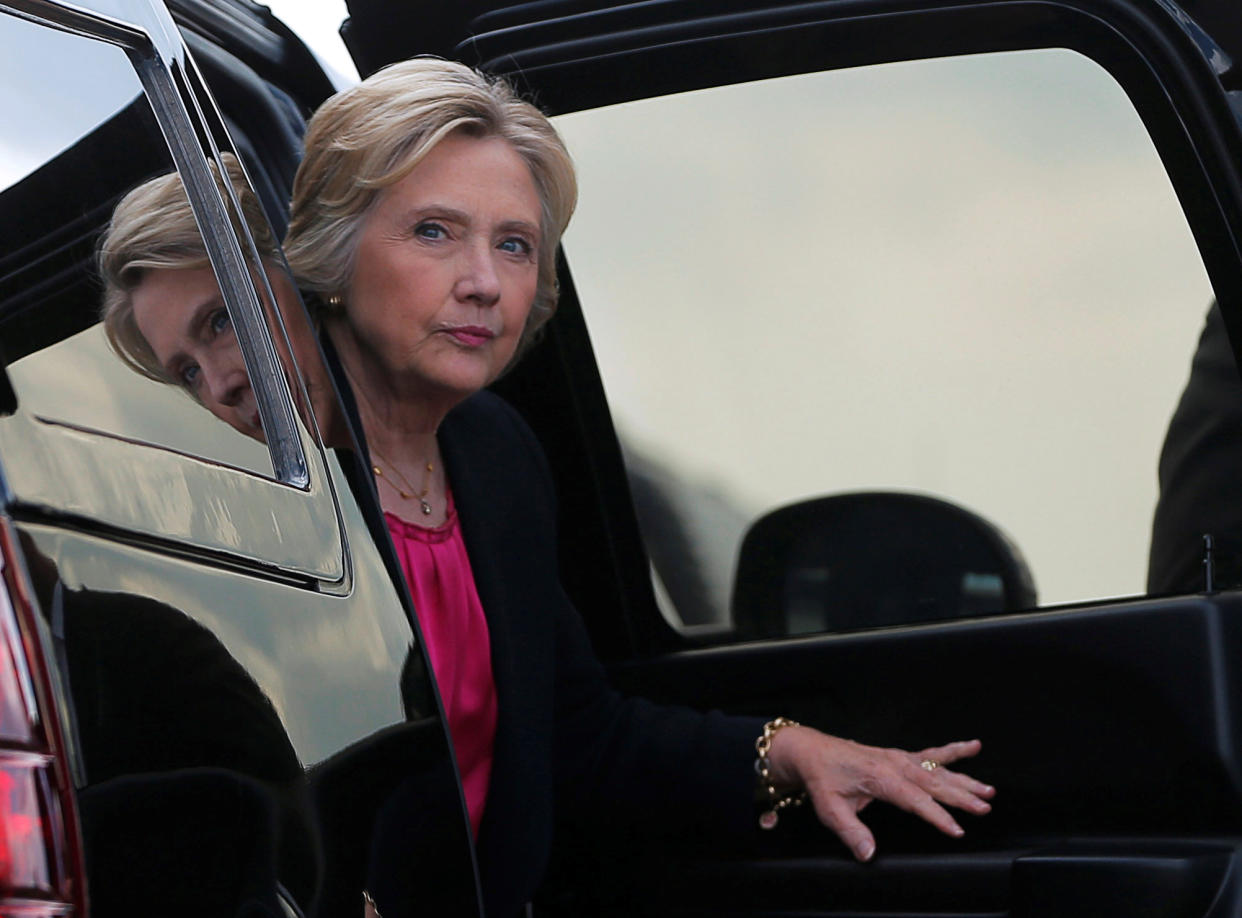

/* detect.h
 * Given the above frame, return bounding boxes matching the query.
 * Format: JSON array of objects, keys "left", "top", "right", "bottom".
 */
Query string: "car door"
[
  {"left": 0, "top": 1, "right": 482, "bottom": 915},
  {"left": 337, "top": 0, "right": 1242, "bottom": 915}
]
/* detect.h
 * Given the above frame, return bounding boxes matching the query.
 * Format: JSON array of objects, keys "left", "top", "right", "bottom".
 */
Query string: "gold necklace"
[{"left": 370, "top": 444, "right": 435, "bottom": 516}]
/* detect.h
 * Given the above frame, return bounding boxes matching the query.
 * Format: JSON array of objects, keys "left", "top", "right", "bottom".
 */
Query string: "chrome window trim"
[
  {"left": 148, "top": 49, "right": 310, "bottom": 487},
  {"left": 0, "top": 0, "right": 308, "bottom": 488},
  {"left": 0, "top": 0, "right": 349, "bottom": 584},
  {"left": 0, "top": 0, "right": 149, "bottom": 49}
]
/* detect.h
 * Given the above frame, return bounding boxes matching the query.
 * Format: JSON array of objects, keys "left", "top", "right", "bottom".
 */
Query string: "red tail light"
[{"left": 0, "top": 520, "right": 85, "bottom": 916}]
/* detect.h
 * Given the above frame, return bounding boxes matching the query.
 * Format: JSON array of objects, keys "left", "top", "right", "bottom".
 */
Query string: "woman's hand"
[{"left": 765, "top": 727, "right": 995, "bottom": 862}]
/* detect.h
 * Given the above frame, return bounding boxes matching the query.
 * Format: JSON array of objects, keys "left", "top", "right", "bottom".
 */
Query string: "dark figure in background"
[
  {"left": 1149, "top": 302, "right": 1242, "bottom": 594},
  {"left": 1149, "top": 0, "right": 1242, "bottom": 593},
  {"left": 1143, "top": 3, "right": 1242, "bottom": 593}
]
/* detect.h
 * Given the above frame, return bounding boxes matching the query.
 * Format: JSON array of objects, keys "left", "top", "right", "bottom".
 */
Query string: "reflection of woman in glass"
[
  {"left": 97, "top": 153, "right": 342, "bottom": 447},
  {"left": 96, "top": 156, "right": 481, "bottom": 917},
  {"left": 284, "top": 58, "right": 995, "bottom": 918}
]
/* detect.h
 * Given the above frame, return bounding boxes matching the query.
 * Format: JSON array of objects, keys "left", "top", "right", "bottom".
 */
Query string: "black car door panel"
[{"left": 594, "top": 594, "right": 1242, "bottom": 915}]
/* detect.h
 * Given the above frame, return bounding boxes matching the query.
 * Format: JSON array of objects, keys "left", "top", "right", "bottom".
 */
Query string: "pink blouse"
[{"left": 385, "top": 494, "right": 497, "bottom": 838}]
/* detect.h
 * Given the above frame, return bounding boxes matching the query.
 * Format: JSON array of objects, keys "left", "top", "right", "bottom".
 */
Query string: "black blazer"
[{"left": 438, "top": 392, "right": 763, "bottom": 918}]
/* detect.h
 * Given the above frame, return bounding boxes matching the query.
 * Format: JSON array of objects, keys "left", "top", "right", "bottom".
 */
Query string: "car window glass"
[
  {"left": 213, "top": 153, "right": 341, "bottom": 461},
  {"left": 556, "top": 49, "right": 1214, "bottom": 635},
  {"left": 0, "top": 13, "right": 273, "bottom": 477}
]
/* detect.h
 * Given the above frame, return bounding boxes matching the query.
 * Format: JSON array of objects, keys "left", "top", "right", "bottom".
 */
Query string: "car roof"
[{"left": 335, "top": 0, "right": 1240, "bottom": 77}]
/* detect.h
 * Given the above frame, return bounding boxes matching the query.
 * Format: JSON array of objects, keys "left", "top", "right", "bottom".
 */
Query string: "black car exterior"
[{"left": 6, "top": 0, "right": 1242, "bottom": 916}]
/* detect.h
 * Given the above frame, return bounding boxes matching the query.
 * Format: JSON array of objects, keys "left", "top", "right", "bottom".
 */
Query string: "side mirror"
[{"left": 732, "top": 492, "right": 1036, "bottom": 639}]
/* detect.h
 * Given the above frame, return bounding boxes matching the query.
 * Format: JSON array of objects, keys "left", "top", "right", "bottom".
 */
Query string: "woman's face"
[
  {"left": 130, "top": 264, "right": 338, "bottom": 445},
  {"left": 342, "top": 132, "right": 542, "bottom": 408},
  {"left": 132, "top": 264, "right": 263, "bottom": 440}
]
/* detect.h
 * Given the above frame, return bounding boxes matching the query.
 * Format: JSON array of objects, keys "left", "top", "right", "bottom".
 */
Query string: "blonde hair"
[
  {"left": 98, "top": 153, "right": 277, "bottom": 383},
  {"left": 285, "top": 57, "right": 577, "bottom": 356}
]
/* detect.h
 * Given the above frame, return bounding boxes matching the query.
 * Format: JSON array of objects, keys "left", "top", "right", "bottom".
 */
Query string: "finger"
[
  {"left": 943, "top": 772, "right": 996, "bottom": 801},
  {"left": 904, "top": 757, "right": 993, "bottom": 800},
  {"left": 863, "top": 766, "right": 967, "bottom": 836},
  {"left": 916, "top": 739, "right": 982, "bottom": 766},
  {"left": 911, "top": 769, "right": 993, "bottom": 815},
  {"left": 913, "top": 742, "right": 996, "bottom": 799},
  {"left": 883, "top": 784, "right": 965, "bottom": 839},
  {"left": 929, "top": 770, "right": 993, "bottom": 804},
  {"left": 813, "top": 794, "right": 878, "bottom": 862}
]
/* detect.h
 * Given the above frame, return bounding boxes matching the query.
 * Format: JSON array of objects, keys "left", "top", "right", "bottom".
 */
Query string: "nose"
[
  {"left": 453, "top": 241, "right": 502, "bottom": 307},
  {"left": 201, "top": 357, "right": 250, "bottom": 411}
]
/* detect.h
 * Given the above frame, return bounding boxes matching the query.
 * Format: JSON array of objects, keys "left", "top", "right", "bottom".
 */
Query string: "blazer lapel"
[
  {"left": 438, "top": 402, "right": 514, "bottom": 690},
  {"left": 437, "top": 402, "right": 519, "bottom": 856}
]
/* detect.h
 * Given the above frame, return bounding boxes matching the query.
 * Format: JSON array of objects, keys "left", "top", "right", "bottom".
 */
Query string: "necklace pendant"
[{"left": 420, "top": 498, "right": 433, "bottom": 516}]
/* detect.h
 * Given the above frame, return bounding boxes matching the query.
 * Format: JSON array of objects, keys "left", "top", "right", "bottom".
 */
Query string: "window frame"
[
  {"left": 484, "top": 0, "right": 1242, "bottom": 659},
  {"left": 0, "top": 0, "right": 348, "bottom": 586}
]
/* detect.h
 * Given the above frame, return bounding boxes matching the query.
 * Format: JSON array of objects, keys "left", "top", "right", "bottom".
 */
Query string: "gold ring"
[{"left": 920, "top": 759, "right": 939, "bottom": 772}]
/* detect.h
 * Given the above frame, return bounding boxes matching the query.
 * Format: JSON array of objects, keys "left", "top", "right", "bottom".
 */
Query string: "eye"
[
  {"left": 415, "top": 221, "right": 448, "bottom": 241},
  {"left": 499, "top": 236, "right": 534, "bottom": 256},
  {"left": 179, "top": 363, "right": 201, "bottom": 390},
  {"left": 208, "top": 307, "right": 231, "bottom": 335}
]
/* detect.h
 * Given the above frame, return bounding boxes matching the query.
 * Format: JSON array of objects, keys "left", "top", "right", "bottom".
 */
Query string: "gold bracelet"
[{"left": 754, "top": 716, "right": 808, "bottom": 830}]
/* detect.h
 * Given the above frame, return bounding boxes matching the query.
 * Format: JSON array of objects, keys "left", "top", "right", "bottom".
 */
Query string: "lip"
[{"left": 444, "top": 325, "right": 496, "bottom": 347}]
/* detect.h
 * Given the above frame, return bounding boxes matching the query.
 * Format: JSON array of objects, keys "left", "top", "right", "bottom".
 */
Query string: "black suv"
[{"left": 6, "top": 0, "right": 1242, "bottom": 916}]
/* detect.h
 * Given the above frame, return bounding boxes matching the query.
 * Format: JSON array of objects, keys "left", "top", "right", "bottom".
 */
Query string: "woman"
[
  {"left": 99, "top": 153, "right": 344, "bottom": 449},
  {"left": 286, "top": 59, "right": 995, "bottom": 918}
]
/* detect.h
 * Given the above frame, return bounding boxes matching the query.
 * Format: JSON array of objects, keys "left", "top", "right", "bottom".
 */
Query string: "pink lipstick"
[{"left": 446, "top": 326, "right": 495, "bottom": 347}]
